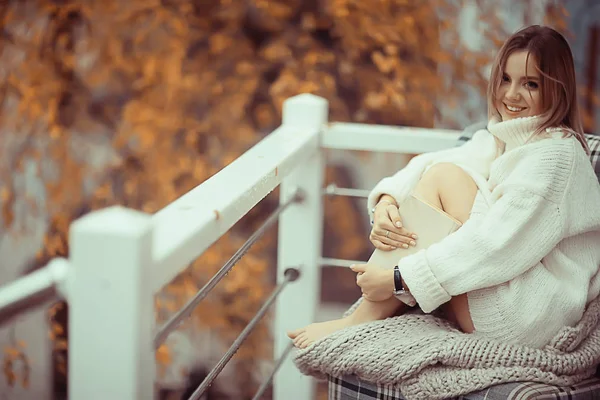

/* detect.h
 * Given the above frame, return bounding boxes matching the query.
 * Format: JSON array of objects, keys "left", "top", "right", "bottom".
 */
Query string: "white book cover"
[{"left": 368, "top": 194, "right": 462, "bottom": 269}]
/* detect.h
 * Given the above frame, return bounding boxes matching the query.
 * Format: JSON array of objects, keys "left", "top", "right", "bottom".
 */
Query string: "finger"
[
  {"left": 370, "top": 232, "right": 395, "bottom": 250},
  {"left": 376, "top": 220, "right": 417, "bottom": 239},
  {"left": 373, "top": 217, "right": 402, "bottom": 236},
  {"left": 372, "top": 229, "right": 414, "bottom": 249},
  {"left": 395, "top": 226, "right": 419, "bottom": 241},
  {"left": 350, "top": 264, "right": 367, "bottom": 273},
  {"left": 380, "top": 231, "right": 416, "bottom": 248},
  {"left": 370, "top": 238, "right": 396, "bottom": 251},
  {"left": 370, "top": 231, "right": 394, "bottom": 248},
  {"left": 375, "top": 223, "right": 418, "bottom": 241},
  {"left": 374, "top": 219, "right": 406, "bottom": 238},
  {"left": 386, "top": 205, "right": 404, "bottom": 229}
]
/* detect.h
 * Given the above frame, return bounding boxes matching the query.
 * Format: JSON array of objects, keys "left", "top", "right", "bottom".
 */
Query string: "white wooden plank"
[
  {"left": 0, "top": 258, "right": 68, "bottom": 322},
  {"left": 274, "top": 94, "right": 328, "bottom": 400},
  {"left": 151, "top": 123, "right": 320, "bottom": 292},
  {"left": 69, "top": 206, "right": 155, "bottom": 400},
  {"left": 323, "top": 122, "right": 461, "bottom": 154}
]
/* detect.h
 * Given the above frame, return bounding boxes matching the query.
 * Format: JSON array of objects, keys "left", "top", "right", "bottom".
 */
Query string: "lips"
[{"left": 503, "top": 102, "right": 527, "bottom": 113}]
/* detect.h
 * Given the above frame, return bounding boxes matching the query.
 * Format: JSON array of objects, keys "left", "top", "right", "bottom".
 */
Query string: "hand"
[
  {"left": 350, "top": 263, "right": 395, "bottom": 302},
  {"left": 370, "top": 198, "right": 418, "bottom": 251}
]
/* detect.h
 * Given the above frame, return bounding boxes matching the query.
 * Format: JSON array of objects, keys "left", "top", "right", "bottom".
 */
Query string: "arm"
[
  {"left": 398, "top": 188, "right": 565, "bottom": 313},
  {"left": 367, "top": 129, "right": 498, "bottom": 216}
]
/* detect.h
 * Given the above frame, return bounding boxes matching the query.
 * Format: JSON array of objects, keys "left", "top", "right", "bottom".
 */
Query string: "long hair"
[{"left": 487, "top": 25, "right": 589, "bottom": 153}]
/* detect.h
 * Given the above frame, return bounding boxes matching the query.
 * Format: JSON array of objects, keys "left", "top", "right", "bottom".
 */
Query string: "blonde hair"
[{"left": 487, "top": 25, "right": 589, "bottom": 153}]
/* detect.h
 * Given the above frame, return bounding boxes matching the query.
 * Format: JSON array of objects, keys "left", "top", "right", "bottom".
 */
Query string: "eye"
[
  {"left": 501, "top": 74, "right": 510, "bottom": 83},
  {"left": 525, "top": 81, "right": 539, "bottom": 89}
]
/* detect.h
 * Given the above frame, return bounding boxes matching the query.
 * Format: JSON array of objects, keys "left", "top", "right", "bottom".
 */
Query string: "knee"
[
  {"left": 422, "top": 163, "right": 476, "bottom": 192},
  {"left": 417, "top": 163, "right": 477, "bottom": 223},
  {"left": 421, "top": 162, "right": 470, "bottom": 185}
]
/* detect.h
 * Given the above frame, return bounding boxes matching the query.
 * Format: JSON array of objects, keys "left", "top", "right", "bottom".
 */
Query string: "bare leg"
[
  {"left": 288, "top": 163, "right": 478, "bottom": 348},
  {"left": 413, "top": 162, "right": 477, "bottom": 333}
]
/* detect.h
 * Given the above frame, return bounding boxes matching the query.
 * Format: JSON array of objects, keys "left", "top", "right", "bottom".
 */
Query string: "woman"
[{"left": 288, "top": 25, "right": 600, "bottom": 349}]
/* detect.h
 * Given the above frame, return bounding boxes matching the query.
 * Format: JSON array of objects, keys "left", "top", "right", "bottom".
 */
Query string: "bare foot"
[{"left": 287, "top": 317, "right": 353, "bottom": 349}]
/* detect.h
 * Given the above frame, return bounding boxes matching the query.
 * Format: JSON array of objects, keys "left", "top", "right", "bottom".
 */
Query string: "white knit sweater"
[{"left": 367, "top": 116, "right": 600, "bottom": 348}]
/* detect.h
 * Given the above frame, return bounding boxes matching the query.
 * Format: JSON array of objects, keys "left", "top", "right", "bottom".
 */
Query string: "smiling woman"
[
  {"left": 291, "top": 24, "right": 600, "bottom": 385},
  {"left": 487, "top": 24, "right": 589, "bottom": 152},
  {"left": 291, "top": 25, "right": 600, "bottom": 400}
]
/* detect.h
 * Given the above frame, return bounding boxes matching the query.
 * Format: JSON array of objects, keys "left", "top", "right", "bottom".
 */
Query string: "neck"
[{"left": 487, "top": 116, "right": 544, "bottom": 152}]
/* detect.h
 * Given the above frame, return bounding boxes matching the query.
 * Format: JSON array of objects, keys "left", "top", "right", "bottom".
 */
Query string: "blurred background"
[{"left": 0, "top": 0, "right": 598, "bottom": 399}]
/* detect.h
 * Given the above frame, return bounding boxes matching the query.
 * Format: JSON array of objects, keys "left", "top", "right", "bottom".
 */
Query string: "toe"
[
  {"left": 293, "top": 334, "right": 304, "bottom": 346},
  {"left": 297, "top": 335, "right": 310, "bottom": 349},
  {"left": 294, "top": 333, "right": 307, "bottom": 347},
  {"left": 287, "top": 328, "right": 305, "bottom": 339}
]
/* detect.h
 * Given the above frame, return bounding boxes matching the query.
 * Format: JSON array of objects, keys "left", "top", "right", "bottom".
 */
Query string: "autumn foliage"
[{"left": 0, "top": 0, "right": 581, "bottom": 397}]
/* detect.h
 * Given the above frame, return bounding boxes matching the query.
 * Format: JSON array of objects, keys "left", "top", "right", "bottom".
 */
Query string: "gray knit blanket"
[{"left": 294, "top": 296, "right": 600, "bottom": 400}]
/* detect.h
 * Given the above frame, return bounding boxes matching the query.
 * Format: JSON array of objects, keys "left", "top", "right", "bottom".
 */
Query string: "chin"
[{"left": 500, "top": 112, "right": 534, "bottom": 122}]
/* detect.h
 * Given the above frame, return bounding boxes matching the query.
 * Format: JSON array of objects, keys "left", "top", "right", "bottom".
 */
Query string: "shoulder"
[
  {"left": 525, "top": 134, "right": 593, "bottom": 178},
  {"left": 504, "top": 137, "right": 578, "bottom": 203},
  {"left": 510, "top": 135, "right": 576, "bottom": 167}
]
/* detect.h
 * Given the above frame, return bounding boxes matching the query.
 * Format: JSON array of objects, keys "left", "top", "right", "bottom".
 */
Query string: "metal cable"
[
  {"left": 251, "top": 342, "right": 294, "bottom": 400},
  {"left": 323, "top": 183, "right": 369, "bottom": 199},
  {"left": 154, "top": 190, "right": 303, "bottom": 349},
  {"left": 188, "top": 267, "right": 301, "bottom": 400}
]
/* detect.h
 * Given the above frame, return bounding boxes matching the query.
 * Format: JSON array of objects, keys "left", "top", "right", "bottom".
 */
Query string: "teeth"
[{"left": 506, "top": 104, "right": 524, "bottom": 112}]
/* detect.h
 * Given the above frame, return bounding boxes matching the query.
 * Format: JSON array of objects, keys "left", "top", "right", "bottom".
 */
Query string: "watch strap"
[
  {"left": 393, "top": 265, "right": 416, "bottom": 306},
  {"left": 393, "top": 265, "right": 404, "bottom": 292}
]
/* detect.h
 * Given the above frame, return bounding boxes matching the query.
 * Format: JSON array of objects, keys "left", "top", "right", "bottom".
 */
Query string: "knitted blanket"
[{"left": 294, "top": 296, "right": 600, "bottom": 400}]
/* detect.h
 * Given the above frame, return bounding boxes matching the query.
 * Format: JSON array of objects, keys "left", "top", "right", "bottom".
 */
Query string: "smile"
[{"left": 504, "top": 103, "right": 527, "bottom": 113}]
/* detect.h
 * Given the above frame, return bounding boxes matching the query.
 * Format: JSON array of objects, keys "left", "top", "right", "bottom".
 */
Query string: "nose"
[{"left": 505, "top": 82, "right": 521, "bottom": 102}]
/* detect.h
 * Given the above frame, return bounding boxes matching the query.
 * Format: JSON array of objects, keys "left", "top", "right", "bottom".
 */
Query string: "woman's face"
[{"left": 496, "top": 50, "right": 543, "bottom": 121}]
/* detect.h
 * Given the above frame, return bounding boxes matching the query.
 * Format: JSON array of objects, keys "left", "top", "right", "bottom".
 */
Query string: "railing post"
[
  {"left": 274, "top": 93, "right": 328, "bottom": 400},
  {"left": 68, "top": 206, "right": 155, "bottom": 400}
]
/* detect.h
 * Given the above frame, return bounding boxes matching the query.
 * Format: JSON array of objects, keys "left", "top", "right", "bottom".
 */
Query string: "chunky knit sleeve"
[
  {"left": 398, "top": 188, "right": 566, "bottom": 313},
  {"left": 367, "top": 130, "right": 497, "bottom": 215}
]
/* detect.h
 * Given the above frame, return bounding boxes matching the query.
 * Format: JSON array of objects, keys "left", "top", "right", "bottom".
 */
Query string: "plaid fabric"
[
  {"left": 328, "top": 375, "right": 600, "bottom": 400},
  {"left": 588, "top": 133, "right": 600, "bottom": 180},
  {"left": 328, "top": 376, "right": 406, "bottom": 400}
]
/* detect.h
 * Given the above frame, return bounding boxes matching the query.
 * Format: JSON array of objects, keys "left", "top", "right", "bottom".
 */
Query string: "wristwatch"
[{"left": 393, "top": 265, "right": 416, "bottom": 307}]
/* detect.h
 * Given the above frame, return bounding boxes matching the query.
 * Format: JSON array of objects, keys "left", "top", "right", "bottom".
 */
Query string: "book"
[{"left": 367, "top": 194, "right": 462, "bottom": 270}]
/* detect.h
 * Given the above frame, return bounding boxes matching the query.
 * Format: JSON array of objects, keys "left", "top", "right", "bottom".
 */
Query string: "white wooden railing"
[{"left": 0, "top": 94, "right": 462, "bottom": 400}]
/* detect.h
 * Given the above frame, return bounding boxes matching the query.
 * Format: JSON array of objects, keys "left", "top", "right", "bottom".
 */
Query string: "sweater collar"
[{"left": 487, "top": 115, "right": 543, "bottom": 152}]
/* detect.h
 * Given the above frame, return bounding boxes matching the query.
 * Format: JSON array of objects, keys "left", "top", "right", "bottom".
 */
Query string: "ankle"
[{"left": 345, "top": 311, "right": 374, "bottom": 326}]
